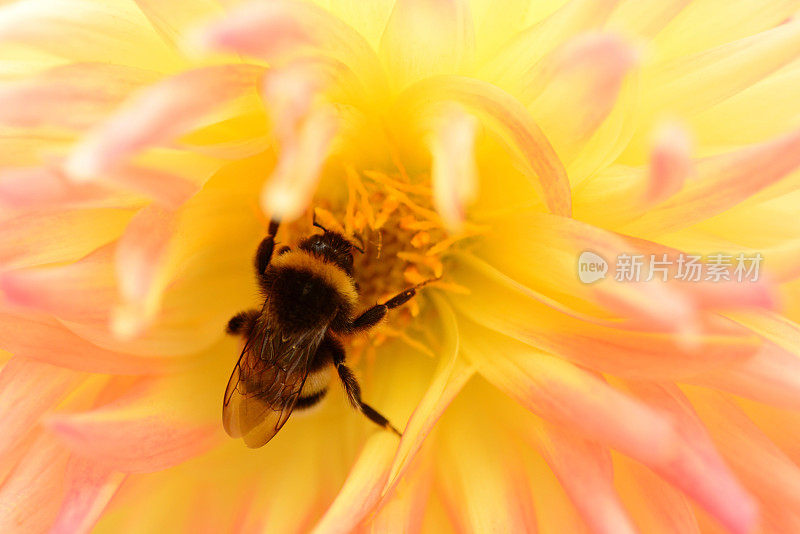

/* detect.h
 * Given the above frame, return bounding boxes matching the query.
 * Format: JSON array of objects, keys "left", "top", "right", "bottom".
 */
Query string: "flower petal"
[
  {"left": 311, "top": 433, "right": 397, "bottom": 534},
  {"left": 486, "top": 0, "right": 621, "bottom": 90},
  {"left": 449, "top": 253, "right": 761, "bottom": 379},
  {"left": 0, "top": 208, "right": 135, "bottom": 269},
  {"left": 527, "top": 423, "right": 637, "bottom": 534},
  {"left": 0, "top": 311, "right": 179, "bottom": 374},
  {"left": 0, "top": 432, "right": 70, "bottom": 533},
  {"left": 380, "top": 0, "right": 474, "bottom": 89},
  {"left": 0, "top": 357, "right": 83, "bottom": 459},
  {"left": 627, "top": 383, "right": 758, "bottom": 534},
  {"left": 0, "top": 167, "right": 137, "bottom": 210},
  {"left": 133, "top": 0, "right": 221, "bottom": 50},
  {"left": 50, "top": 456, "right": 126, "bottom": 534},
  {"left": 0, "top": 0, "right": 181, "bottom": 70},
  {"left": 382, "top": 297, "right": 473, "bottom": 498},
  {"left": 0, "top": 62, "right": 159, "bottom": 130},
  {"left": 644, "top": 19, "right": 800, "bottom": 118},
  {"left": 462, "top": 323, "right": 677, "bottom": 466},
  {"left": 687, "top": 387, "right": 800, "bottom": 532},
  {"left": 429, "top": 103, "right": 479, "bottom": 231},
  {"left": 398, "top": 75, "right": 571, "bottom": 216},
  {"left": 1, "top": 244, "right": 116, "bottom": 324},
  {"left": 45, "top": 379, "right": 219, "bottom": 472},
  {"left": 644, "top": 120, "right": 694, "bottom": 205},
  {"left": 625, "top": 127, "right": 800, "bottom": 235},
  {"left": 526, "top": 33, "right": 639, "bottom": 163},
  {"left": 112, "top": 205, "right": 177, "bottom": 339},
  {"left": 64, "top": 64, "right": 263, "bottom": 180}
]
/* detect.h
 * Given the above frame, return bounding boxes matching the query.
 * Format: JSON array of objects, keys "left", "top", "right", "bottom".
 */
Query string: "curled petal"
[
  {"left": 0, "top": 358, "right": 83, "bottom": 459},
  {"left": 399, "top": 76, "right": 571, "bottom": 216},
  {"left": 380, "top": 0, "right": 474, "bottom": 89},
  {"left": 112, "top": 205, "right": 177, "bottom": 339},
  {"left": 462, "top": 324, "right": 677, "bottom": 466},
  {"left": 370, "top": 454, "right": 431, "bottom": 534},
  {"left": 528, "top": 424, "right": 636, "bottom": 534},
  {"left": 64, "top": 64, "right": 263, "bottom": 180},
  {"left": 50, "top": 457, "right": 126, "bottom": 534},
  {"left": 429, "top": 103, "right": 478, "bottom": 231},
  {"left": 311, "top": 433, "right": 397, "bottom": 534},
  {"left": 45, "top": 379, "right": 219, "bottom": 472},
  {"left": 382, "top": 297, "right": 473, "bottom": 498}
]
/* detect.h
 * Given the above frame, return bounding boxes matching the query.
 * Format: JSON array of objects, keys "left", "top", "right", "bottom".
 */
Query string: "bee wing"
[{"left": 223, "top": 325, "right": 326, "bottom": 448}]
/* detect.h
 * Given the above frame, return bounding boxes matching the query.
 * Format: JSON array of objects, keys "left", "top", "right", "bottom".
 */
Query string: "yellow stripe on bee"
[{"left": 270, "top": 250, "right": 358, "bottom": 308}]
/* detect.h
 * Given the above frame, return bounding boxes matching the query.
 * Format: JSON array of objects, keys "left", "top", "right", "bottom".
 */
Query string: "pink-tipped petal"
[
  {"left": 429, "top": 103, "right": 479, "bottom": 231},
  {"left": 694, "top": 342, "right": 800, "bottom": 410},
  {"left": 487, "top": 0, "right": 621, "bottom": 89},
  {"left": 645, "top": 120, "right": 693, "bottom": 205},
  {"left": 0, "top": 432, "right": 70, "bottom": 533},
  {"left": 45, "top": 379, "right": 219, "bottom": 473},
  {"left": 527, "top": 33, "right": 639, "bottom": 161},
  {"left": 106, "top": 166, "right": 200, "bottom": 210},
  {"left": 626, "top": 127, "right": 800, "bottom": 235},
  {"left": 0, "top": 358, "right": 83, "bottom": 459},
  {"left": 112, "top": 205, "right": 176, "bottom": 339},
  {"left": 380, "top": 0, "right": 474, "bottom": 89},
  {"left": 64, "top": 64, "right": 262, "bottom": 180},
  {"left": 311, "top": 433, "right": 397, "bottom": 534},
  {"left": 688, "top": 388, "right": 800, "bottom": 532},
  {"left": 0, "top": 312, "right": 179, "bottom": 374},
  {"left": 1, "top": 244, "right": 116, "bottom": 324},
  {"left": 628, "top": 383, "right": 758, "bottom": 534},
  {"left": 399, "top": 76, "right": 571, "bottom": 216},
  {"left": 528, "top": 424, "right": 637, "bottom": 534},
  {"left": 0, "top": 62, "right": 159, "bottom": 130},
  {"left": 462, "top": 324, "right": 676, "bottom": 466},
  {"left": 195, "top": 0, "right": 384, "bottom": 92},
  {"left": 50, "top": 456, "right": 126, "bottom": 534},
  {"left": 133, "top": 0, "right": 222, "bottom": 50}
]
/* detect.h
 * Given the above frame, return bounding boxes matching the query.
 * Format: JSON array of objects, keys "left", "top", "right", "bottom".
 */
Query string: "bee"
[{"left": 224, "top": 218, "right": 430, "bottom": 448}]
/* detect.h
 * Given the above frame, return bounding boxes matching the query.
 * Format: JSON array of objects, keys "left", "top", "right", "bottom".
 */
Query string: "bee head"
[{"left": 299, "top": 224, "right": 361, "bottom": 274}]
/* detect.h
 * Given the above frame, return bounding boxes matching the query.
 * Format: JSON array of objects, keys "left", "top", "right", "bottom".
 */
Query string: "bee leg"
[
  {"left": 348, "top": 279, "right": 436, "bottom": 333},
  {"left": 254, "top": 219, "right": 280, "bottom": 275},
  {"left": 328, "top": 337, "right": 402, "bottom": 437},
  {"left": 226, "top": 309, "right": 259, "bottom": 336}
]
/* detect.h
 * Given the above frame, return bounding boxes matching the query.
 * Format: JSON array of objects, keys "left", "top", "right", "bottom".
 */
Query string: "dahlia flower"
[{"left": 2, "top": 0, "right": 800, "bottom": 532}]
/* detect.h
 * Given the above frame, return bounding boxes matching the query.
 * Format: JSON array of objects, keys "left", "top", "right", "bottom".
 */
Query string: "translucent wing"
[{"left": 223, "top": 322, "right": 327, "bottom": 448}]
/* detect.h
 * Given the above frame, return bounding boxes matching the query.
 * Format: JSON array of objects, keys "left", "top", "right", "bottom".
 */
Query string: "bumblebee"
[{"left": 224, "top": 218, "right": 429, "bottom": 448}]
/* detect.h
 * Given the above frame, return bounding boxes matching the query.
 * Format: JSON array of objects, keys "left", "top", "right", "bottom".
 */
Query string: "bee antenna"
[
  {"left": 312, "top": 212, "right": 328, "bottom": 233},
  {"left": 352, "top": 234, "right": 365, "bottom": 254}
]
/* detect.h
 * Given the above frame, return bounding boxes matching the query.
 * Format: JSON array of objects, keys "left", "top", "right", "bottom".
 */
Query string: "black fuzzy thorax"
[{"left": 262, "top": 266, "right": 343, "bottom": 333}]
